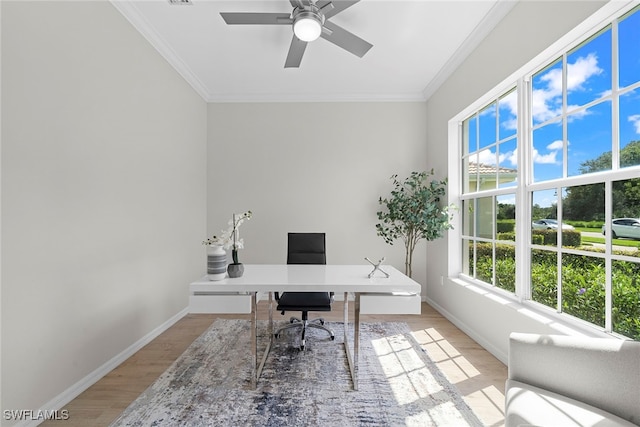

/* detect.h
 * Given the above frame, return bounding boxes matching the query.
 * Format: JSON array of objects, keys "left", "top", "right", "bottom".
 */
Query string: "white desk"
[{"left": 189, "top": 264, "right": 421, "bottom": 390}]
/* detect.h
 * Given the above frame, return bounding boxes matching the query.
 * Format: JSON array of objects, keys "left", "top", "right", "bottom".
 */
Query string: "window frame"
[{"left": 447, "top": 0, "right": 640, "bottom": 337}]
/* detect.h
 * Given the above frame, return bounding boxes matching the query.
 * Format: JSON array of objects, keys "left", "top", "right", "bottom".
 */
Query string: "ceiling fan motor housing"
[{"left": 292, "top": 4, "right": 325, "bottom": 42}]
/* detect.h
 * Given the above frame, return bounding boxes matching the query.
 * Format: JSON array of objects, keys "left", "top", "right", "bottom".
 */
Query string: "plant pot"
[
  {"left": 227, "top": 263, "right": 244, "bottom": 278},
  {"left": 206, "top": 245, "right": 227, "bottom": 281}
]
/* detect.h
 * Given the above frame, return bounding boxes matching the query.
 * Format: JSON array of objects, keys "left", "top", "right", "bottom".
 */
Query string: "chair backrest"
[{"left": 287, "top": 233, "right": 326, "bottom": 265}]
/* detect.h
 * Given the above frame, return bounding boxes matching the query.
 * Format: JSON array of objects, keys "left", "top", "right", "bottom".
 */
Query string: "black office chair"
[{"left": 274, "top": 233, "right": 335, "bottom": 350}]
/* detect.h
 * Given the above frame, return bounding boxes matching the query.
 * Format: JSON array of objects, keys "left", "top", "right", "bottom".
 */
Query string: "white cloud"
[
  {"left": 547, "top": 139, "right": 564, "bottom": 150},
  {"left": 532, "top": 53, "right": 603, "bottom": 123},
  {"left": 567, "top": 53, "right": 603, "bottom": 91},
  {"left": 566, "top": 106, "right": 590, "bottom": 122},
  {"left": 532, "top": 147, "right": 559, "bottom": 164},
  {"left": 502, "top": 148, "right": 518, "bottom": 167},
  {"left": 540, "top": 67, "right": 563, "bottom": 96},
  {"left": 629, "top": 114, "right": 640, "bottom": 134},
  {"left": 477, "top": 149, "right": 496, "bottom": 165},
  {"left": 502, "top": 118, "right": 518, "bottom": 130},
  {"left": 599, "top": 89, "right": 612, "bottom": 98},
  {"left": 532, "top": 88, "right": 561, "bottom": 123},
  {"left": 499, "top": 91, "right": 518, "bottom": 131},
  {"left": 530, "top": 139, "right": 566, "bottom": 165}
]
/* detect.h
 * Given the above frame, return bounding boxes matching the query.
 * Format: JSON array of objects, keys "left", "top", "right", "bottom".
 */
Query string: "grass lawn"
[{"left": 578, "top": 228, "right": 640, "bottom": 248}]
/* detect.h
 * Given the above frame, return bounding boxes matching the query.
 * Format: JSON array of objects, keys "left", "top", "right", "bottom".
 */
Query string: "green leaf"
[{"left": 376, "top": 170, "right": 456, "bottom": 275}]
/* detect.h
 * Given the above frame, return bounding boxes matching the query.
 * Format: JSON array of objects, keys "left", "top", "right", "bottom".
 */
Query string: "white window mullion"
[
  {"left": 516, "top": 77, "right": 531, "bottom": 301},
  {"left": 605, "top": 18, "right": 618, "bottom": 333},
  {"left": 605, "top": 180, "right": 613, "bottom": 332},
  {"left": 561, "top": 53, "right": 568, "bottom": 180},
  {"left": 556, "top": 186, "right": 563, "bottom": 313},
  {"left": 448, "top": 120, "right": 463, "bottom": 279},
  {"left": 611, "top": 19, "right": 620, "bottom": 171}
]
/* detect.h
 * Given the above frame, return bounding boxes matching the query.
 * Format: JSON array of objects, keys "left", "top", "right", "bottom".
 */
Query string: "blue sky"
[{"left": 470, "top": 7, "right": 640, "bottom": 209}]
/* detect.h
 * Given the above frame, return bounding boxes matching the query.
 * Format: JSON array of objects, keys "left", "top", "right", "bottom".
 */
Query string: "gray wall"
[
  {"left": 1, "top": 1, "right": 206, "bottom": 419},
  {"left": 207, "top": 102, "right": 429, "bottom": 285},
  {"left": 424, "top": 0, "right": 609, "bottom": 362}
]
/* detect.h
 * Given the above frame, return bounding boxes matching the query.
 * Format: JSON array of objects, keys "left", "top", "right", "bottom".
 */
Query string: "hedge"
[
  {"left": 470, "top": 243, "right": 640, "bottom": 340},
  {"left": 532, "top": 229, "right": 582, "bottom": 246},
  {"left": 497, "top": 220, "right": 515, "bottom": 233}
]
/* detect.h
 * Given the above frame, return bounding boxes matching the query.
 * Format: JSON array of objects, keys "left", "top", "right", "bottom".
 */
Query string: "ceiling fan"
[{"left": 220, "top": 0, "right": 373, "bottom": 68}]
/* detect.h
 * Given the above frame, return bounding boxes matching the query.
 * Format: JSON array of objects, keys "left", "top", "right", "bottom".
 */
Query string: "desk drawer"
[
  {"left": 360, "top": 294, "right": 421, "bottom": 314},
  {"left": 189, "top": 293, "right": 252, "bottom": 314}
]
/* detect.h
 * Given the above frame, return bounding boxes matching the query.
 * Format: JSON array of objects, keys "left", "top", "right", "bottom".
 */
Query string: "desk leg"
[
  {"left": 268, "top": 291, "right": 273, "bottom": 337},
  {"left": 353, "top": 293, "right": 360, "bottom": 390},
  {"left": 343, "top": 291, "right": 349, "bottom": 344},
  {"left": 252, "top": 291, "right": 273, "bottom": 390},
  {"left": 250, "top": 292, "right": 257, "bottom": 389},
  {"left": 343, "top": 292, "right": 360, "bottom": 391}
]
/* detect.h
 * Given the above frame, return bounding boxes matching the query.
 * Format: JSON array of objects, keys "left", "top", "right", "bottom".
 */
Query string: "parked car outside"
[
  {"left": 532, "top": 219, "right": 575, "bottom": 230},
  {"left": 602, "top": 218, "right": 640, "bottom": 239}
]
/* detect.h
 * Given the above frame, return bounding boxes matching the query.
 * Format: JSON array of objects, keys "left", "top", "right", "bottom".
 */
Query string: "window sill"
[{"left": 448, "top": 276, "right": 624, "bottom": 341}]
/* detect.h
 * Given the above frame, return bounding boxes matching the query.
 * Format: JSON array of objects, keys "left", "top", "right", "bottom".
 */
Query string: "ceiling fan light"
[{"left": 293, "top": 15, "right": 322, "bottom": 42}]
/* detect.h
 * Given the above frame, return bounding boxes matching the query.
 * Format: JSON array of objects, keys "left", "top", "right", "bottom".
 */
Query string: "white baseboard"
[
  {"left": 15, "top": 307, "right": 189, "bottom": 427},
  {"left": 425, "top": 296, "right": 508, "bottom": 364}
]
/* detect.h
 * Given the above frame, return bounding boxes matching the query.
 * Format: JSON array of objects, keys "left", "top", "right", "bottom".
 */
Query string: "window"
[
  {"left": 461, "top": 90, "right": 518, "bottom": 294},
  {"left": 456, "top": 4, "right": 640, "bottom": 340}
]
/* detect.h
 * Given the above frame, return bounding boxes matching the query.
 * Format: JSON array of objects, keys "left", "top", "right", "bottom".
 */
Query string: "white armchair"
[{"left": 505, "top": 332, "right": 640, "bottom": 427}]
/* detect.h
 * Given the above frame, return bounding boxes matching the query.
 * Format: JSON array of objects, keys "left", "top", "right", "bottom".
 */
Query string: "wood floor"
[{"left": 41, "top": 302, "right": 508, "bottom": 427}]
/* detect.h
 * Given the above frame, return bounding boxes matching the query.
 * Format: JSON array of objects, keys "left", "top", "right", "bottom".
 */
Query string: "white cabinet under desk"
[{"left": 189, "top": 291, "right": 253, "bottom": 314}]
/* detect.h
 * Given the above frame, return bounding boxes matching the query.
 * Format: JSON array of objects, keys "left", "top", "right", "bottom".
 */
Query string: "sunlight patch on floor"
[
  {"left": 464, "top": 385, "right": 506, "bottom": 427},
  {"left": 410, "top": 327, "right": 506, "bottom": 427},
  {"left": 436, "top": 356, "right": 481, "bottom": 384},
  {"left": 411, "top": 328, "right": 480, "bottom": 384},
  {"left": 428, "top": 401, "right": 475, "bottom": 427},
  {"left": 405, "top": 401, "right": 474, "bottom": 427},
  {"left": 372, "top": 334, "right": 443, "bottom": 405},
  {"left": 371, "top": 327, "right": 506, "bottom": 427}
]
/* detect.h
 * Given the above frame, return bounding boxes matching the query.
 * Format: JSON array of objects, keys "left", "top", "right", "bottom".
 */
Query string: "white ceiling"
[{"left": 112, "top": 0, "right": 516, "bottom": 102}]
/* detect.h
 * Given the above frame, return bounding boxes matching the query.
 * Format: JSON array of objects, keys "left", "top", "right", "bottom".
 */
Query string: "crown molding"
[
  {"left": 110, "top": 0, "right": 212, "bottom": 101},
  {"left": 421, "top": 0, "right": 518, "bottom": 102},
  {"left": 207, "top": 91, "right": 427, "bottom": 103}
]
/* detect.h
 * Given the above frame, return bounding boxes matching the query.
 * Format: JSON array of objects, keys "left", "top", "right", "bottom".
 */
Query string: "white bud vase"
[{"left": 206, "top": 245, "right": 227, "bottom": 281}]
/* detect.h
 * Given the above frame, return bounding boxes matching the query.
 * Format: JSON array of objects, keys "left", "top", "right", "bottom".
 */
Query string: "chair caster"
[
  {"left": 330, "top": 336, "right": 335, "bottom": 341},
  {"left": 274, "top": 333, "right": 279, "bottom": 339}
]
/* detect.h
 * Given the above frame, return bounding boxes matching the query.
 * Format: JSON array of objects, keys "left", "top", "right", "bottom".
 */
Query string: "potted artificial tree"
[{"left": 376, "top": 170, "right": 454, "bottom": 278}]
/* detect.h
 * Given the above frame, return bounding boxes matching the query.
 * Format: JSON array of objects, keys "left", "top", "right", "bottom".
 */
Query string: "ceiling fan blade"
[
  {"left": 290, "top": 0, "right": 309, "bottom": 7},
  {"left": 285, "top": 36, "right": 308, "bottom": 68},
  {"left": 220, "top": 12, "right": 293, "bottom": 25},
  {"left": 320, "top": 0, "right": 359, "bottom": 19},
  {"left": 321, "top": 21, "right": 372, "bottom": 58}
]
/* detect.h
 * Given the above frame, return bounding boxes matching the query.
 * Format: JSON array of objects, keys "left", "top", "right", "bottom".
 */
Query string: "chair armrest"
[{"left": 508, "top": 333, "right": 640, "bottom": 423}]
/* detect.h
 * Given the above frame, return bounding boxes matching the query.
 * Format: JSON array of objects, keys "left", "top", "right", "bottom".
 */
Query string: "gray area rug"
[{"left": 111, "top": 319, "right": 482, "bottom": 426}]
